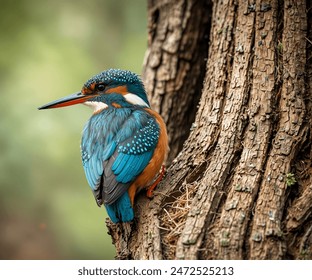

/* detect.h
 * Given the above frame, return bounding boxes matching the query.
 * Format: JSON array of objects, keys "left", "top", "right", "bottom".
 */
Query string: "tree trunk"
[
  {"left": 142, "top": 0, "right": 212, "bottom": 163},
  {"left": 107, "top": 0, "right": 312, "bottom": 260}
]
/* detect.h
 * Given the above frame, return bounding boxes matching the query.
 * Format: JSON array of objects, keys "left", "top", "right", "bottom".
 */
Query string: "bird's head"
[{"left": 38, "top": 69, "right": 150, "bottom": 111}]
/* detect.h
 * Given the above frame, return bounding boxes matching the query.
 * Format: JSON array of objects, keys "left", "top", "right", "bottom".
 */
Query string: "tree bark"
[
  {"left": 107, "top": 0, "right": 312, "bottom": 260},
  {"left": 142, "top": 0, "right": 212, "bottom": 163}
]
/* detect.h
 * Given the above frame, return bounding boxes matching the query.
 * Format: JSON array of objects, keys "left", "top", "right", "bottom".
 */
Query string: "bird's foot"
[{"left": 146, "top": 165, "right": 166, "bottom": 198}]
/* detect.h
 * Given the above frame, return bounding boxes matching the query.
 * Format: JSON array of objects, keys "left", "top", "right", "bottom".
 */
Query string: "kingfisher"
[{"left": 39, "top": 69, "right": 168, "bottom": 223}]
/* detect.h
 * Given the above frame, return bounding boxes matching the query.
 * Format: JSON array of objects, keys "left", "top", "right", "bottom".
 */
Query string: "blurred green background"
[{"left": 0, "top": 0, "right": 147, "bottom": 259}]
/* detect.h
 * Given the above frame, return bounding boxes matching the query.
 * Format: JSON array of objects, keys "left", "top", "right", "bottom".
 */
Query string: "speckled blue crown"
[{"left": 84, "top": 69, "right": 142, "bottom": 88}]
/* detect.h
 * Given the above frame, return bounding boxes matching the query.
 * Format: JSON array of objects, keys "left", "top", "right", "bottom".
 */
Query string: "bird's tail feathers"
[{"left": 105, "top": 192, "right": 134, "bottom": 223}]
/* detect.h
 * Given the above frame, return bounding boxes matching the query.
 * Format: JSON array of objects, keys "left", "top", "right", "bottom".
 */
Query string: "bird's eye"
[{"left": 96, "top": 84, "right": 106, "bottom": 91}]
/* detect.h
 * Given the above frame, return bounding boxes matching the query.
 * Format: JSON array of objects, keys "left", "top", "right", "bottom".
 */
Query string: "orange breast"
[{"left": 127, "top": 109, "right": 169, "bottom": 205}]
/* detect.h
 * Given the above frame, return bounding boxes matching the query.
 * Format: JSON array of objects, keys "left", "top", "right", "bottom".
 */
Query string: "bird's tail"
[{"left": 105, "top": 192, "right": 134, "bottom": 223}]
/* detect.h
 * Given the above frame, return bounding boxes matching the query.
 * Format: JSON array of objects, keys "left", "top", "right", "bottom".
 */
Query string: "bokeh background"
[{"left": 0, "top": 0, "right": 147, "bottom": 259}]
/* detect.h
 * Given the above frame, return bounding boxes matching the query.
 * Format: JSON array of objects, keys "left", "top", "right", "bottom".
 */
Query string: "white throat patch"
[{"left": 84, "top": 101, "right": 108, "bottom": 113}]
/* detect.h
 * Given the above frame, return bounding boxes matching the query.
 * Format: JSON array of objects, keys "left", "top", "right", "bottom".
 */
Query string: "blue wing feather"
[
  {"left": 114, "top": 150, "right": 153, "bottom": 183},
  {"left": 114, "top": 154, "right": 138, "bottom": 182},
  {"left": 82, "top": 140, "right": 117, "bottom": 190},
  {"left": 111, "top": 153, "right": 127, "bottom": 175}
]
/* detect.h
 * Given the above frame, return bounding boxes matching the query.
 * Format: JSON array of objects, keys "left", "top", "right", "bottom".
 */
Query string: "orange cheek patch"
[{"left": 106, "top": 85, "right": 128, "bottom": 95}]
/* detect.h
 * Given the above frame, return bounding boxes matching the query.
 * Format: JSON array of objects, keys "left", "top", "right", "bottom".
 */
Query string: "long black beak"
[{"left": 38, "top": 92, "right": 90, "bottom": 110}]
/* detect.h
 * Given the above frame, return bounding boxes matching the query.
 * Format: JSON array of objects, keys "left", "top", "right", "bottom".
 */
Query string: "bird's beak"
[{"left": 38, "top": 92, "right": 90, "bottom": 110}]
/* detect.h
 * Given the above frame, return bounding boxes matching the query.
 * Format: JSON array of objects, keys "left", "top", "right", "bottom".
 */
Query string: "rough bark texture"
[
  {"left": 106, "top": 0, "right": 312, "bottom": 260},
  {"left": 142, "top": 0, "right": 212, "bottom": 163}
]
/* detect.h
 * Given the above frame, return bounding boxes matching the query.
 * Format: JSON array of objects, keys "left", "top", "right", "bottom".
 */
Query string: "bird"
[{"left": 38, "top": 69, "right": 168, "bottom": 223}]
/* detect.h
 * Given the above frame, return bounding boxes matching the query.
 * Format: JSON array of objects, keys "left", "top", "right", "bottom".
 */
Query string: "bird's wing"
[{"left": 81, "top": 110, "right": 160, "bottom": 206}]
